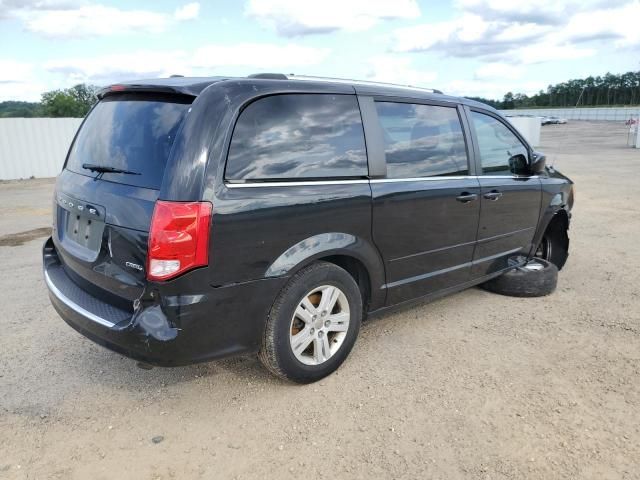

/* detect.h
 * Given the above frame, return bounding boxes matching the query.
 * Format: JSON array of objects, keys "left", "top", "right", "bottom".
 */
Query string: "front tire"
[{"left": 258, "top": 262, "right": 362, "bottom": 384}]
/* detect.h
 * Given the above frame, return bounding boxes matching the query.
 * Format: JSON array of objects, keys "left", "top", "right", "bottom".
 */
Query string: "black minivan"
[{"left": 43, "top": 74, "right": 573, "bottom": 383}]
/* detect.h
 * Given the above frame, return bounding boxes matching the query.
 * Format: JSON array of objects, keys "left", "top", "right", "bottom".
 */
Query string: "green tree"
[
  {"left": 502, "top": 92, "right": 515, "bottom": 109},
  {"left": 0, "top": 101, "right": 41, "bottom": 117},
  {"left": 467, "top": 70, "right": 640, "bottom": 108},
  {"left": 40, "top": 84, "right": 98, "bottom": 117}
]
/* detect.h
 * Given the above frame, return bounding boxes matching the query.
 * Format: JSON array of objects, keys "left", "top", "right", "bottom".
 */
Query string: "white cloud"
[
  {"left": 45, "top": 51, "right": 191, "bottom": 84},
  {"left": 246, "top": 0, "right": 420, "bottom": 36},
  {"left": 0, "top": 60, "right": 34, "bottom": 83},
  {"left": 394, "top": 14, "right": 491, "bottom": 53},
  {"left": 392, "top": 0, "right": 639, "bottom": 67},
  {"left": 517, "top": 42, "right": 596, "bottom": 65},
  {"left": 44, "top": 43, "right": 330, "bottom": 85},
  {"left": 192, "top": 43, "right": 329, "bottom": 69},
  {"left": 474, "top": 63, "right": 523, "bottom": 80},
  {"left": 0, "top": 0, "right": 81, "bottom": 19},
  {"left": 563, "top": 1, "right": 640, "bottom": 47},
  {"left": 4, "top": 2, "right": 199, "bottom": 37},
  {"left": 22, "top": 5, "right": 168, "bottom": 36},
  {"left": 0, "top": 60, "right": 44, "bottom": 102},
  {"left": 455, "top": 0, "right": 629, "bottom": 24},
  {"left": 367, "top": 55, "right": 437, "bottom": 88},
  {"left": 0, "top": 81, "right": 49, "bottom": 102},
  {"left": 174, "top": 2, "right": 200, "bottom": 21},
  {"left": 393, "top": 14, "right": 556, "bottom": 58}
]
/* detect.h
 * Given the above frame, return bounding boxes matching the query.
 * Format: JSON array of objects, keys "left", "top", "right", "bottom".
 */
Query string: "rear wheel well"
[{"left": 317, "top": 255, "right": 371, "bottom": 314}]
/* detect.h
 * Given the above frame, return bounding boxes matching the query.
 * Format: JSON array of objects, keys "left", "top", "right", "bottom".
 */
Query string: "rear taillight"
[{"left": 147, "top": 201, "right": 212, "bottom": 281}]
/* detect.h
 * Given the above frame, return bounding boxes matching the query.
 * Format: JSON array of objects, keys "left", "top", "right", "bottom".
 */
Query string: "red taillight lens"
[{"left": 147, "top": 201, "right": 212, "bottom": 281}]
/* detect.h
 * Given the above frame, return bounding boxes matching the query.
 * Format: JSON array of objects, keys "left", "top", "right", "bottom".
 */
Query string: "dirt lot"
[{"left": 1, "top": 122, "right": 639, "bottom": 479}]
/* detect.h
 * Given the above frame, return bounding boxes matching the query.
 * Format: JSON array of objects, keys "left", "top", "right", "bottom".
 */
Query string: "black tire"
[
  {"left": 482, "top": 258, "right": 558, "bottom": 297},
  {"left": 258, "top": 261, "right": 362, "bottom": 384}
]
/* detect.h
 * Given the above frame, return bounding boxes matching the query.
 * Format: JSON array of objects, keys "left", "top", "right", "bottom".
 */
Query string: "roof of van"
[{"left": 97, "top": 74, "right": 493, "bottom": 110}]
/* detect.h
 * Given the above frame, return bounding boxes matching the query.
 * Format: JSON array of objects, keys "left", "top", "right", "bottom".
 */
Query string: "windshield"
[{"left": 66, "top": 94, "right": 191, "bottom": 189}]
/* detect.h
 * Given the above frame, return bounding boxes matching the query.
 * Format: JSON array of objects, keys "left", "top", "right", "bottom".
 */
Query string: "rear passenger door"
[
  {"left": 467, "top": 109, "right": 542, "bottom": 277},
  {"left": 214, "top": 93, "right": 382, "bottom": 303},
  {"left": 365, "top": 98, "right": 481, "bottom": 305}
]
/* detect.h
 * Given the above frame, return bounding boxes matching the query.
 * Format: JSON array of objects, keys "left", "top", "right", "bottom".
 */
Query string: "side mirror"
[
  {"left": 529, "top": 151, "right": 546, "bottom": 174},
  {"left": 508, "top": 153, "right": 528, "bottom": 175}
]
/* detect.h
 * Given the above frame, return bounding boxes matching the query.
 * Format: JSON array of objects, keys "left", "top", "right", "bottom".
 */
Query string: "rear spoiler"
[{"left": 97, "top": 80, "right": 223, "bottom": 99}]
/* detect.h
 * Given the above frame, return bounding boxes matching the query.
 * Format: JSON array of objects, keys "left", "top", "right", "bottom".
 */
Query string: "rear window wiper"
[{"left": 82, "top": 163, "right": 141, "bottom": 175}]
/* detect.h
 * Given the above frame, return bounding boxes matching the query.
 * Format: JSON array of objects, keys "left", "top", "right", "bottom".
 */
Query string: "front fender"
[
  {"left": 265, "top": 232, "right": 386, "bottom": 309},
  {"left": 531, "top": 177, "right": 572, "bottom": 255}
]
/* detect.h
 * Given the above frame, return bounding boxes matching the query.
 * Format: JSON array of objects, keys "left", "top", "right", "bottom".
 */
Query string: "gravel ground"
[{"left": 1, "top": 122, "right": 639, "bottom": 480}]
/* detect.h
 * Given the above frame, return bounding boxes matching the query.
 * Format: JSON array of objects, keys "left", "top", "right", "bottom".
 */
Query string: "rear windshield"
[{"left": 66, "top": 94, "right": 191, "bottom": 189}]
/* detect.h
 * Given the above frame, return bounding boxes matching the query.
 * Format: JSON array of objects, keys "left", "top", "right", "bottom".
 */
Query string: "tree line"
[
  {"left": 467, "top": 70, "right": 640, "bottom": 110},
  {"left": 2, "top": 71, "right": 640, "bottom": 117},
  {"left": 0, "top": 84, "right": 98, "bottom": 118}
]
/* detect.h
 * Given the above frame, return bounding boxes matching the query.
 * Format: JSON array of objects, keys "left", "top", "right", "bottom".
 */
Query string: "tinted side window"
[
  {"left": 226, "top": 94, "right": 367, "bottom": 181},
  {"left": 375, "top": 102, "right": 468, "bottom": 178},
  {"left": 470, "top": 111, "right": 529, "bottom": 175}
]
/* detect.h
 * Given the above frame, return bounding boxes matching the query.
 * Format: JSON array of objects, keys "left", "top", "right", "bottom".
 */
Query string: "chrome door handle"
[
  {"left": 456, "top": 192, "right": 478, "bottom": 203},
  {"left": 483, "top": 191, "right": 503, "bottom": 201}
]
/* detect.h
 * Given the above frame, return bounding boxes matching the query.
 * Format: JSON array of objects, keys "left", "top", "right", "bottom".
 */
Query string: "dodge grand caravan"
[{"left": 43, "top": 74, "right": 573, "bottom": 383}]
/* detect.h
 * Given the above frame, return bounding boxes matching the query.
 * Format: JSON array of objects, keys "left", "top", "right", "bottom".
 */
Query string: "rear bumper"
[{"left": 43, "top": 237, "right": 286, "bottom": 366}]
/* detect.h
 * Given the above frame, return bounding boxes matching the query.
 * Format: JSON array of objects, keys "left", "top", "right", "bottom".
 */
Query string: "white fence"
[
  {"left": 499, "top": 107, "right": 640, "bottom": 122},
  {"left": 0, "top": 118, "right": 82, "bottom": 180},
  {"left": 505, "top": 116, "right": 541, "bottom": 147}
]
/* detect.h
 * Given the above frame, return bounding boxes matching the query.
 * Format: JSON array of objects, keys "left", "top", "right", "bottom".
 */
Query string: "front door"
[
  {"left": 467, "top": 110, "right": 542, "bottom": 277},
  {"left": 369, "top": 100, "right": 481, "bottom": 304}
]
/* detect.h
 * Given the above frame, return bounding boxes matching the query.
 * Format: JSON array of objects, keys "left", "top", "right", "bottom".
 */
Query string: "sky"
[{"left": 1, "top": 0, "right": 639, "bottom": 102}]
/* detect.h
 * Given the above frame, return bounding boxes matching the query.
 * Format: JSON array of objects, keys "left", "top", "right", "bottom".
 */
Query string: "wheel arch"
[
  {"left": 317, "top": 254, "right": 373, "bottom": 314},
  {"left": 533, "top": 208, "right": 570, "bottom": 270},
  {"left": 532, "top": 198, "right": 569, "bottom": 253},
  {"left": 549, "top": 208, "right": 569, "bottom": 230},
  {"left": 538, "top": 207, "right": 569, "bottom": 243},
  {"left": 264, "top": 233, "right": 386, "bottom": 312}
]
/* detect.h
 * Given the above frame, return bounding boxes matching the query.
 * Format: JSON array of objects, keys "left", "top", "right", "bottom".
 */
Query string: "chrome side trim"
[
  {"left": 390, "top": 238, "right": 477, "bottom": 262},
  {"left": 225, "top": 180, "right": 370, "bottom": 188},
  {"left": 481, "top": 175, "right": 539, "bottom": 179},
  {"left": 476, "top": 226, "right": 534, "bottom": 244},
  {"left": 44, "top": 269, "right": 116, "bottom": 328},
  {"left": 370, "top": 176, "right": 470, "bottom": 183},
  {"left": 370, "top": 175, "right": 538, "bottom": 183},
  {"left": 471, "top": 247, "right": 524, "bottom": 266},
  {"left": 385, "top": 247, "right": 525, "bottom": 289},
  {"left": 225, "top": 175, "right": 539, "bottom": 188},
  {"left": 384, "top": 261, "right": 471, "bottom": 289}
]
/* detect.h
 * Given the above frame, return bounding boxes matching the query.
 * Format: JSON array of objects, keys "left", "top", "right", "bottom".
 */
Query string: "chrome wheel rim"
[
  {"left": 289, "top": 285, "right": 350, "bottom": 366},
  {"left": 535, "top": 236, "right": 552, "bottom": 261},
  {"left": 521, "top": 259, "right": 545, "bottom": 272}
]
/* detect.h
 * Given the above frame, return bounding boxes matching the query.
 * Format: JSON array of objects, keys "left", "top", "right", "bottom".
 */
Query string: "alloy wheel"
[{"left": 289, "top": 285, "right": 350, "bottom": 366}]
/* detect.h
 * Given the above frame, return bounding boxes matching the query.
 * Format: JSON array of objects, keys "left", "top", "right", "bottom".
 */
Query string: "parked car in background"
[
  {"left": 542, "top": 116, "right": 568, "bottom": 125},
  {"left": 43, "top": 74, "right": 574, "bottom": 383}
]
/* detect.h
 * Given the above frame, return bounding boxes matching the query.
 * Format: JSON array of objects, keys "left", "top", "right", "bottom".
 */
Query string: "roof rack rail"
[
  {"left": 286, "top": 74, "right": 443, "bottom": 94},
  {"left": 246, "top": 72, "right": 443, "bottom": 94},
  {"left": 247, "top": 73, "right": 288, "bottom": 80}
]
